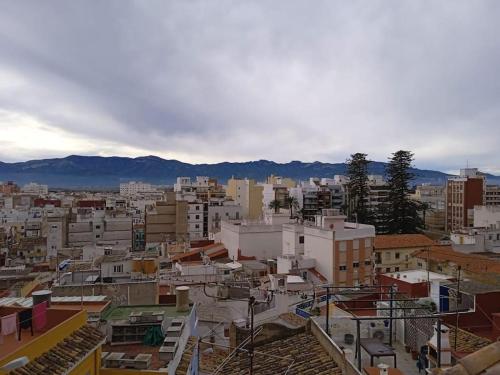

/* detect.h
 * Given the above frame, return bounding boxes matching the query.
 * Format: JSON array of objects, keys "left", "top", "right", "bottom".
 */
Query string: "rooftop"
[
  {"left": 443, "top": 280, "right": 500, "bottom": 295},
  {"left": 102, "top": 304, "right": 188, "bottom": 321},
  {"left": 374, "top": 234, "right": 434, "bottom": 250},
  {"left": 382, "top": 270, "right": 452, "bottom": 284},
  {"left": 9, "top": 325, "right": 105, "bottom": 375}
]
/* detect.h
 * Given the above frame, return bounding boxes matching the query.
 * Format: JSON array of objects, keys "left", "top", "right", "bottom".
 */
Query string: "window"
[
  {"left": 113, "top": 264, "right": 123, "bottom": 273},
  {"left": 395, "top": 267, "right": 400, "bottom": 272},
  {"left": 196, "top": 206, "right": 200, "bottom": 210},
  {"left": 353, "top": 262, "right": 359, "bottom": 268},
  {"left": 395, "top": 252, "right": 400, "bottom": 259},
  {"left": 339, "top": 265, "right": 347, "bottom": 271},
  {"left": 299, "top": 236, "right": 304, "bottom": 244},
  {"left": 96, "top": 234, "right": 100, "bottom": 238},
  {"left": 417, "top": 262, "right": 423, "bottom": 268},
  {"left": 385, "top": 267, "right": 391, "bottom": 273},
  {"left": 196, "top": 215, "right": 200, "bottom": 219},
  {"left": 384, "top": 252, "right": 391, "bottom": 260},
  {"left": 339, "top": 241, "right": 346, "bottom": 251},
  {"left": 95, "top": 225, "right": 101, "bottom": 229},
  {"left": 235, "top": 212, "right": 240, "bottom": 220},
  {"left": 195, "top": 224, "right": 200, "bottom": 229},
  {"left": 353, "top": 239, "right": 359, "bottom": 250},
  {"left": 365, "top": 238, "right": 372, "bottom": 248},
  {"left": 365, "top": 260, "right": 371, "bottom": 266}
]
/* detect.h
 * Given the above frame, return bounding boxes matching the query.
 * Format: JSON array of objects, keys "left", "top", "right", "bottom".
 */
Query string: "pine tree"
[
  {"left": 346, "top": 153, "right": 372, "bottom": 224},
  {"left": 383, "top": 150, "right": 423, "bottom": 233}
]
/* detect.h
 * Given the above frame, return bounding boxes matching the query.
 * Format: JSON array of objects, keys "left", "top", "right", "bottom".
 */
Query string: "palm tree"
[
  {"left": 285, "top": 196, "right": 299, "bottom": 218},
  {"left": 268, "top": 199, "right": 281, "bottom": 214}
]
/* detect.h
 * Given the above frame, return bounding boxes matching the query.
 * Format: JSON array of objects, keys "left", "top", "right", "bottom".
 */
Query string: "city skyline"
[{"left": 1, "top": 1, "right": 500, "bottom": 174}]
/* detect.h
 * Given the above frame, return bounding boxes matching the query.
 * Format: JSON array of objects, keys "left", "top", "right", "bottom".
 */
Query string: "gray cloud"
[{"left": 0, "top": 0, "right": 499, "bottom": 173}]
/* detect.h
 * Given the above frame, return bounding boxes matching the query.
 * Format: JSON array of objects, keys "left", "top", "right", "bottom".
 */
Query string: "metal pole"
[
  {"left": 249, "top": 296, "right": 255, "bottom": 375},
  {"left": 356, "top": 319, "right": 361, "bottom": 370},
  {"left": 389, "top": 285, "right": 394, "bottom": 346},
  {"left": 437, "top": 319, "right": 442, "bottom": 368},
  {"left": 326, "top": 286, "right": 330, "bottom": 336},
  {"left": 454, "top": 266, "right": 461, "bottom": 350}
]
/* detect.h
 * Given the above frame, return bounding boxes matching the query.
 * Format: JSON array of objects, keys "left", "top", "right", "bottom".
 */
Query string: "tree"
[
  {"left": 383, "top": 150, "right": 423, "bottom": 234},
  {"left": 285, "top": 196, "right": 299, "bottom": 218},
  {"left": 268, "top": 199, "right": 281, "bottom": 214},
  {"left": 346, "top": 153, "right": 373, "bottom": 224}
]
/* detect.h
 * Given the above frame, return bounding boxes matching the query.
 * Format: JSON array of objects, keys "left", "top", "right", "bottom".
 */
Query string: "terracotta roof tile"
[
  {"left": 9, "top": 325, "right": 105, "bottom": 375},
  {"left": 374, "top": 234, "right": 434, "bottom": 250}
]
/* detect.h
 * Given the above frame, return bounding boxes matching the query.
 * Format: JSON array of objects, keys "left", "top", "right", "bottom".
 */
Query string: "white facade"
[
  {"left": 220, "top": 221, "right": 284, "bottom": 260},
  {"left": 68, "top": 215, "right": 132, "bottom": 247},
  {"left": 474, "top": 205, "right": 500, "bottom": 228},
  {"left": 22, "top": 182, "right": 48, "bottom": 196},
  {"left": 187, "top": 202, "right": 204, "bottom": 240},
  {"left": 282, "top": 224, "right": 304, "bottom": 256},
  {"left": 207, "top": 203, "right": 242, "bottom": 234},
  {"left": 120, "top": 181, "right": 156, "bottom": 196}
]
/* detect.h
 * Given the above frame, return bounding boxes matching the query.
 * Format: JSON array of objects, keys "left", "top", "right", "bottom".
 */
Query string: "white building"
[
  {"left": 474, "top": 205, "right": 500, "bottom": 229},
  {"left": 120, "top": 181, "right": 156, "bottom": 196},
  {"left": 303, "top": 210, "right": 375, "bottom": 285},
  {"left": 22, "top": 182, "right": 48, "bottom": 196},
  {"left": 68, "top": 215, "right": 132, "bottom": 248},
  {"left": 220, "top": 219, "right": 285, "bottom": 261}
]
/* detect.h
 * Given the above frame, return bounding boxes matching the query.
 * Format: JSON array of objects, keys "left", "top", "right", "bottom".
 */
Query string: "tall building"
[
  {"left": 445, "top": 168, "right": 485, "bottom": 232},
  {"left": 226, "top": 178, "right": 263, "bottom": 220},
  {"left": 144, "top": 192, "right": 188, "bottom": 245},
  {"left": 22, "top": 182, "right": 49, "bottom": 195},
  {"left": 486, "top": 184, "right": 500, "bottom": 206},
  {"left": 119, "top": 181, "right": 156, "bottom": 196},
  {"left": 413, "top": 184, "right": 446, "bottom": 234}
]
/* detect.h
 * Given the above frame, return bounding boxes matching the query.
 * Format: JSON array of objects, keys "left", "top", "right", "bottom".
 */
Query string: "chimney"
[{"left": 378, "top": 363, "right": 389, "bottom": 375}]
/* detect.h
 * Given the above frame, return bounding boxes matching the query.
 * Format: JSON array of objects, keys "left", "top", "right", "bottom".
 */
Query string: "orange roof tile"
[
  {"left": 374, "top": 234, "right": 434, "bottom": 250},
  {"left": 413, "top": 245, "right": 500, "bottom": 274}
]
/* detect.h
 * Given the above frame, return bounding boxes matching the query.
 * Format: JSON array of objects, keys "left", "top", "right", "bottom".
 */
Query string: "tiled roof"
[
  {"left": 439, "top": 341, "right": 500, "bottom": 375},
  {"left": 9, "top": 325, "right": 105, "bottom": 375},
  {"left": 374, "top": 234, "right": 434, "bottom": 250},
  {"left": 447, "top": 325, "right": 492, "bottom": 354},
  {"left": 413, "top": 245, "right": 500, "bottom": 274},
  {"left": 217, "top": 332, "right": 342, "bottom": 374}
]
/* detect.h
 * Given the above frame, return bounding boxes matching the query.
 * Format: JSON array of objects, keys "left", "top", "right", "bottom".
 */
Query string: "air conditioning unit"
[{"left": 368, "top": 323, "right": 391, "bottom": 344}]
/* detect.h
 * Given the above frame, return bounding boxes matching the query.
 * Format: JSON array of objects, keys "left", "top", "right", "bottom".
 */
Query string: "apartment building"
[
  {"left": 445, "top": 168, "right": 485, "bottom": 232},
  {"left": 145, "top": 192, "right": 188, "bottom": 245},
  {"left": 21, "top": 182, "right": 49, "bottom": 195},
  {"left": 119, "top": 181, "right": 156, "bottom": 196},
  {"left": 486, "top": 184, "right": 500, "bottom": 206},
  {"left": 68, "top": 209, "right": 132, "bottom": 248},
  {"left": 303, "top": 210, "right": 375, "bottom": 285},
  {"left": 373, "top": 234, "right": 434, "bottom": 274},
  {"left": 261, "top": 183, "right": 290, "bottom": 211},
  {"left": 413, "top": 184, "right": 446, "bottom": 233},
  {"left": 226, "top": 178, "right": 263, "bottom": 220},
  {"left": 0, "top": 181, "right": 20, "bottom": 194}
]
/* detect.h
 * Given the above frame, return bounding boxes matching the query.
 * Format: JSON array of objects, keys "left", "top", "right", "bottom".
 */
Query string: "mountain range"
[{"left": 0, "top": 155, "right": 498, "bottom": 189}]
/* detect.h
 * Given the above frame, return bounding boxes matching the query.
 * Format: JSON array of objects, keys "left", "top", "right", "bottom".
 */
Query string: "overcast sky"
[{"left": 1, "top": 1, "right": 499, "bottom": 174}]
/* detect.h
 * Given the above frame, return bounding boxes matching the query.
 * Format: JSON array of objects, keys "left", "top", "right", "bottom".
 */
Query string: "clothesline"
[{"left": 1, "top": 301, "right": 49, "bottom": 326}]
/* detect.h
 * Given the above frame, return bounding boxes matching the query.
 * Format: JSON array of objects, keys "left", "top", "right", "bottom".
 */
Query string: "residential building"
[
  {"left": 413, "top": 184, "right": 446, "bottom": 234},
  {"left": 445, "top": 168, "right": 485, "bottom": 232},
  {"left": 145, "top": 192, "right": 188, "bottom": 245},
  {"left": 260, "top": 183, "right": 289, "bottom": 212},
  {"left": 226, "top": 178, "right": 263, "bottom": 220},
  {"left": 68, "top": 214, "right": 132, "bottom": 248},
  {"left": 485, "top": 184, "right": 500, "bottom": 206},
  {"left": 303, "top": 209, "right": 375, "bottom": 285},
  {"left": 21, "top": 182, "right": 49, "bottom": 195},
  {"left": 119, "top": 181, "right": 156, "bottom": 196},
  {"left": 474, "top": 205, "right": 500, "bottom": 228},
  {"left": 265, "top": 175, "right": 296, "bottom": 188},
  {"left": 0, "top": 181, "right": 20, "bottom": 195},
  {"left": 373, "top": 234, "right": 434, "bottom": 274}
]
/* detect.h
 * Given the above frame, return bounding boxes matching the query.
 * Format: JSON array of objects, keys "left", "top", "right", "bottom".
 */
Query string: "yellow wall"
[
  {"left": 248, "top": 182, "right": 263, "bottom": 220},
  {"left": 0, "top": 310, "right": 88, "bottom": 368}
]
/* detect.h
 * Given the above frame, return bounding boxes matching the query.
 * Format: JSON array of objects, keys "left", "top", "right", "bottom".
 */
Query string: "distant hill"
[{"left": 0, "top": 155, "right": 498, "bottom": 189}]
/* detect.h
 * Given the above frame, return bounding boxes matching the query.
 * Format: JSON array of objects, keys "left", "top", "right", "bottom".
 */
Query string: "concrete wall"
[{"left": 52, "top": 281, "right": 158, "bottom": 306}]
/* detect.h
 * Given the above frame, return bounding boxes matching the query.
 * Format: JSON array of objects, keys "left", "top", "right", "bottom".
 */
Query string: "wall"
[{"left": 52, "top": 281, "right": 158, "bottom": 306}]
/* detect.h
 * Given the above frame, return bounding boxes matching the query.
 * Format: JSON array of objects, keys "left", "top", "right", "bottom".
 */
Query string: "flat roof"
[
  {"left": 103, "top": 304, "right": 189, "bottom": 321},
  {"left": 381, "top": 270, "right": 451, "bottom": 284}
]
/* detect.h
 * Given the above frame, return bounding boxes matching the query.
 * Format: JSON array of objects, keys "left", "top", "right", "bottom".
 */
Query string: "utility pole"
[
  {"left": 325, "top": 286, "right": 330, "bottom": 336},
  {"left": 389, "top": 285, "right": 394, "bottom": 347},
  {"left": 454, "top": 266, "right": 462, "bottom": 350},
  {"left": 249, "top": 296, "right": 256, "bottom": 375}
]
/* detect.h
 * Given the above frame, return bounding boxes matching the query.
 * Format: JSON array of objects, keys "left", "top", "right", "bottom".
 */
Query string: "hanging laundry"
[
  {"left": 1, "top": 313, "right": 18, "bottom": 342},
  {"left": 33, "top": 301, "right": 47, "bottom": 331}
]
